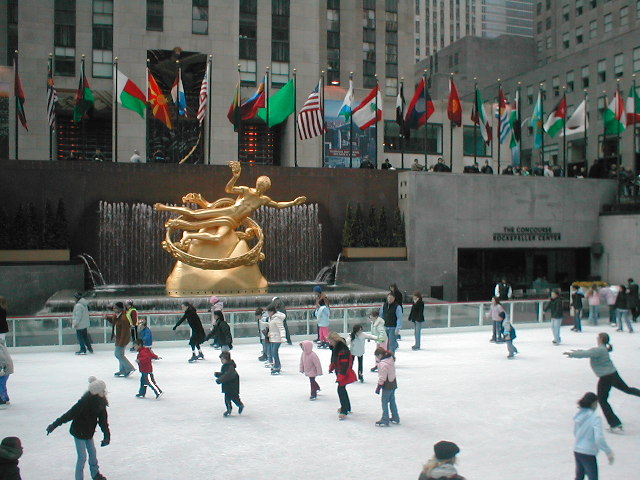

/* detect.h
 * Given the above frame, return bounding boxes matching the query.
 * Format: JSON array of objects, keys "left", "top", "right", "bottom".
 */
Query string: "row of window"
[
  {"left": 538, "top": 0, "right": 624, "bottom": 18},
  {"left": 146, "top": 0, "right": 209, "bottom": 34}
]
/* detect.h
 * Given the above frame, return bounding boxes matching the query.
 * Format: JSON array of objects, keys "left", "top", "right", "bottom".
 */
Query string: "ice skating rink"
[{"left": 3, "top": 325, "right": 640, "bottom": 479}]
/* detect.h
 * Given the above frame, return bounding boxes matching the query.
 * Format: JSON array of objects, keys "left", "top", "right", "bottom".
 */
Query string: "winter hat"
[
  {"left": 0, "top": 437, "right": 22, "bottom": 458},
  {"left": 114, "top": 302, "right": 125, "bottom": 310},
  {"left": 73, "top": 292, "right": 83, "bottom": 300},
  {"left": 434, "top": 441, "right": 460, "bottom": 460},
  {"left": 125, "top": 300, "right": 134, "bottom": 307},
  {"left": 313, "top": 286, "right": 322, "bottom": 293},
  {"left": 88, "top": 376, "right": 107, "bottom": 396},
  {"left": 210, "top": 296, "right": 219, "bottom": 305}
]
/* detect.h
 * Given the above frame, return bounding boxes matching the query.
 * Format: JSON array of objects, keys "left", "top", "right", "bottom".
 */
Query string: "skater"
[
  {"left": 255, "top": 307, "right": 269, "bottom": 361},
  {"left": 573, "top": 392, "right": 614, "bottom": 480},
  {"left": 586, "top": 285, "right": 601, "bottom": 326},
  {"left": 614, "top": 285, "right": 633, "bottom": 333},
  {"left": 206, "top": 311, "right": 232, "bottom": 352},
  {"left": 316, "top": 299, "right": 331, "bottom": 349},
  {"left": 627, "top": 278, "right": 640, "bottom": 322},
  {"left": 267, "top": 305, "right": 287, "bottom": 374},
  {"left": 72, "top": 292, "right": 93, "bottom": 355},
  {"left": 564, "top": 332, "right": 640, "bottom": 431},
  {"left": 173, "top": 302, "right": 206, "bottom": 363},
  {"left": 269, "top": 296, "right": 292, "bottom": 344},
  {"left": 419, "top": 440, "right": 465, "bottom": 480},
  {"left": 0, "top": 337, "right": 14, "bottom": 408},
  {"left": 46, "top": 376, "right": 110, "bottom": 480},
  {"left": 369, "top": 311, "right": 388, "bottom": 372},
  {"left": 503, "top": 320, "right": 518, "bottom": 358},
  {"left": 328, "top": 332, "right": 357, "bottom": 420},
  {"left": 374, "top": 347, "right": 399, "bottom": 426},
  {"left": 544, "top": 290, "right": 564, "bottom": 345},
  {"left": 602, "top": 286, "right": 618, "bottom": 327},
  {"left": 299, "top": 340, "right": 323, "bottom": 400},
  {"left": 214, "top": 351, "right": 244, "bottom": 416},
  {"left": 124, "top": 300, "right": 138, "bottom": 352},
  {"left": 389, "top": 284, "right": 404, "bottom": 340},
  {"left": 379, "top": 293, "right": 402, "bottom": 353},
  {"left": 348, "top": 323, "right": 376, "bottom": 382},
  {"left": 0, "top": 437, "right": 23, "bottom": 480},
  {"left": 313, "top": 285, "right": 330, "bottom": 342},
  {"left": 488, "top": 296, "right": 506, "bottom": 343},
  {"left": 571, "top": 285, "right": 584, "bottom": 332},
  {"left": 106, "top": 302, "right": 135, "bottom": 377},
  {"left": 208, "top": 296, "right": 224, "bottom": 347},
  {"left": 136, "top": 319, "right": 161, "bottom": 394},
  {"left": 133, "top": 339, "right": 162, "bottom": 399},
  {"left": 409, "top": 291, "right": 425, "bottom": 350},
  {"left": 0, "top": 296, "right": 7, "bottom": 341}
]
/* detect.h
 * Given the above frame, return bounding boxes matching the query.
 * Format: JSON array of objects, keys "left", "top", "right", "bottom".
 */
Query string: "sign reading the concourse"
[{"left": 493, "top": 226, "right": 561, "bottom": 242}]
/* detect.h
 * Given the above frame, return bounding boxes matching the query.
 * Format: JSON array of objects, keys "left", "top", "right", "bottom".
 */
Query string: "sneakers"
[
  {"left": 197, "top": 352, "right": 205, "bottom": 360},
  {"left": 135, "top": 393, "right": 145, "bottom": 398},
  {"left": 375, "top": 420, "right": 390, "bottom": 427},
  {"left": 188, "top": 354, "right": 198, "bottom": 363},
  {"left": 238, "top": 404, "right": 244, "bottom": 415},
  {"left": 75, "top": 351, "right": 87, "bottom": 355}
]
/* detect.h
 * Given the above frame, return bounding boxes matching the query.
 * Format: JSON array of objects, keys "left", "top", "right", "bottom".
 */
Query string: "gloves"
[
  {"left": 172, "top": 326, "right": 177, "bottom": 331},
  {"left": 607, "top": 452, "right": 614, "bottom": 465},
  {"left": 215, "top": 379, "right": 221, "bottom": 384},
  {"left": 101, "top": 437, "right": 110, "bottom": 447},
  {"left": 46, "top": 424, "right": 56, "bottom": 435},
  {"left": 375, "top": 385, "right": 382, "bottom": 395},
  {"left": 214, "top": 372, "right": 221, "bottom": 377}
]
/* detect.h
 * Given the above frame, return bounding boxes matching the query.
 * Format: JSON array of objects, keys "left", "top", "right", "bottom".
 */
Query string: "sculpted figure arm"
[
  {"left": 225, "top": 161, "right": 247, "bottom": 195},
  {"left": 265, "top": 195, "right": 307, "bottom": 209}
]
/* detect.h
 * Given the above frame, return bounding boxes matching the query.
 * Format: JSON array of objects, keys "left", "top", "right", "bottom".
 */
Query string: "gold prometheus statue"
[{"left": 154, "top": 161, "right": 306, "bottom": 293}]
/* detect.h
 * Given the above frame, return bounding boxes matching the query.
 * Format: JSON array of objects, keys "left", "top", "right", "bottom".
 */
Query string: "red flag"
[
  {"left": 447, "top": 78, "right": 462, "bottom": 127},
  {"left": 148, "top": 71, "right": 173, "bottom": 129},
  {"left": 404, "top": 78, "right": 435, "bottom": 134},
  {"left": 14, "top": 61, "right": 28, "bottom": 131}
]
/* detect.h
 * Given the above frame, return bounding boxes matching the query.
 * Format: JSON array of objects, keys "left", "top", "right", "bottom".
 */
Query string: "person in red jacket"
[
  {"left": 133, "top": 339, "right": 162, "bottom": 399},
  {"left": 328, "top": 332, "right": 357, "bottom": 420}
]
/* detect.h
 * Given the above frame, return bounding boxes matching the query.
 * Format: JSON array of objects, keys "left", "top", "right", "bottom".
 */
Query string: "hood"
[
  {"left": 0, "top": 439, "right": 23, "bottom": 461},
  {"left": 301, "top": 340, "right": 314, "bottom": 354},
  {"left": 428, "top": 463, "right": 459, "bottom": 478},
  {"left": 78, "top": 298, "right": 89, "bottom": 306},
  {"left": 574, "top": 407, "right": 596, "bottom": 427},
  {"left": 225, "top": 360, "right": 237, "bottom": 369}
]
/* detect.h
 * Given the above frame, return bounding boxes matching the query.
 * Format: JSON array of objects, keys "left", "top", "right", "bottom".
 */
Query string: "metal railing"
[{"left": 5, "top": 299, "right": 593, "bottom": 348}]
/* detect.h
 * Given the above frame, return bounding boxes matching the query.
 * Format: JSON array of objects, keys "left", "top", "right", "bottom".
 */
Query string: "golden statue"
[{"left": 154, "top": 161, "right": 306, "bottom": 294}]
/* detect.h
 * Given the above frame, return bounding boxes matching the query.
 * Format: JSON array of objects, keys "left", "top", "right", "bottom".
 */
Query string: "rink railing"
[{"left": 4, "top": 298, "right": 585, "bottom": 348}]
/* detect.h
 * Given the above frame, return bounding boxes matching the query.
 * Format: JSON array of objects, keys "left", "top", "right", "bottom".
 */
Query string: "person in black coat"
[
  {"left": 215, "top": 351, "right": 244, "bottom": 417},
  {"left": 207, "top": 311, "right": 233, "bottom": 351},
  {"left": 627, "top": 278, "right": 640, "bottom": 322},
  {"left": 174, "top": 302, "right": 206, "bottom": 363},
  {"left": 571, "top": 285, "right": 584, "bottom": 332},
  {"left": 0, "top": 436, "right": 22, "bottom": 480},
  {"left": 0, "top": 296, "right": 8, "bottom": 339},
  {"left": 409, "top": 291, "right": 425, "bottom": 350},
  {"left": 615, "top": 285, "right": 634, "bottom": 333},
  {"left": 46, "top": 377, "right": 109, "bottom": 480}
]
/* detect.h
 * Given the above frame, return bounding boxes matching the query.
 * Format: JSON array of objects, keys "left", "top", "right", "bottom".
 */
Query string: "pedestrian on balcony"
[
  {"left": 494, "top": 278, "right": 512, "bottom": 301},
  {"left": 72, "top": 292, "right": 93, "bottom": 355}
]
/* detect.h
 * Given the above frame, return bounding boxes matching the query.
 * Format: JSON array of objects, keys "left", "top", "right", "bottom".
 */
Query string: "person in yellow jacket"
[{"left": 125, "top": 300, "right": 138, "bottom": 352}]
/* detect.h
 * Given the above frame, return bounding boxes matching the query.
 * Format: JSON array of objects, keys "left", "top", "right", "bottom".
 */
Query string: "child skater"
[
  {"left": 0, "top": 337, "right": 13, "bottom": 408},
  {"left": 137, "top": 318, "right": 162, "bottom": 394},
  {"left": 255, "top": 307, "right": 268, "bottom": 361},
  {"left": 374, "top": 347, "right": 399, "bottom": 426},
  {"left": 573, "top": 391, "right": 614, "bottom": 480},
  {"left": 299, "top": 340, "right": 323, "bottom": 400},
  {"left": 348, "top": 323, "right": 377, "bottom": 382},
  {"left": 214, "top": 351, "right": 244, "bottom": 417},
  {"left": 315, "top": 299, "right": 331, "bottom": 349},
  {"left": 173, "top": 302, "right": 206, "bottom": 363},
  {"left": 369, "top": 311, "right": 388, "bottom": 373},
  {"left": 46, "top": 377, "right": 110, "bottom": 480},
  {"left": 328, "top": 332, "right": 357, "bottom": 420},
  {"left": 564, "top": 332, "right": 640, "bottom": 432},
  {"left": 133, "top": 339, "right": 162, "bottom": 399},
  {"left": 503, "top": 320, "right": 518, "bottom": 359}
]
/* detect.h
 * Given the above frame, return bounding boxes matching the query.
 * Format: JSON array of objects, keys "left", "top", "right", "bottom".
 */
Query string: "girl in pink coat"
[{"left": 299, "top": 340, "right": 323, "bottom": 400}]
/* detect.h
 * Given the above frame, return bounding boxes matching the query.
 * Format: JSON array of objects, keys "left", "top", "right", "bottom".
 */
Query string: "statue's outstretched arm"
[
  {"left": 155, "top": 203, "right": 219, "bottom": 219},
  {"left": 225, "top": 161, "right": 243, "bottom": 194},
  {"left": 266, "top": 196, "right": 307, "bottom": 209}
]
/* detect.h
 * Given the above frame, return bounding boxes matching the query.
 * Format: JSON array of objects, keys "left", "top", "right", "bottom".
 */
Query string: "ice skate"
[
  {"left": 135, "top": 393, "right": 144, "bottom": 398},
  {"left": 310, "top": 395, "right": 317, "bottom": 400},
  {"left": 609, "top": 424, "right": 624, "bottom": 433},
  {"left": 390, "top": 418, "right": 400, "bottom": 425},
  {"left": 338, "top": 413, "right": 347, "bottom": 420},
  {"left": 188, "top": 353, "right": 198, "bottom": 363},
  {"left": 197, "top": 352, "right": 205, "bottom": 360},
  {"left": 375, "top": 420, "right": 390, "bottom": 427},
  {"left": 155, "top": 392, "right": 163, "bottom": 399},
  {"left": 258, "top": 354, "right": 267, "bottom": 361},
  {"left": 370, "top": 366, "right": 378, "bottom": 372},
  {"left": 223, "top": 409, "right": 232, "bottom": 417},
  {"left": 93, "top": 473, "right": 107, "bottom": 480},
  {"left": 124, "top": 369, "right": 135, "bottom": 377},
  {"left": 238, "top": 404, "right": 244, "bottom": 414},
  {"left": 359, "top": 374, "right": 364, "bottom": 383},
  {"left": 75, "top": 351, "right": 87, "bottom": 355},
  {"left": 270, "top": 369, "right": 281, "bottom": 375}
]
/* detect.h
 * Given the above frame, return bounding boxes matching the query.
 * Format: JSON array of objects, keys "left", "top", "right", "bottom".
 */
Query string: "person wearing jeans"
[
  {"left": 267, "top": 306, "right": 287, "bottom": 375},
  {"left": 380, "top": 294, "right": 403, "bottom": 353},
  {"left": 572, "top": 391, "right": 614, "bottom": 480},
  {"left": 107, "top": 302, "right": 134, "bottom": 377},
  {"left": 408, "top": 291, "right": 425, "bottom": 350},
  {"left": 586, "top": 285, "right": 601, "bottom": 326},
  {"left": 375, "top": 347, "right": 399, "bottom": 426},
  {"left": 544, "top": 290, "right": 564, "bottom": 345},
  {"left": 614, "top": 285, "right": 634, "bottom": 333},
  {"left": 72, "top": 293, "right": 93, "bottom": 355}
]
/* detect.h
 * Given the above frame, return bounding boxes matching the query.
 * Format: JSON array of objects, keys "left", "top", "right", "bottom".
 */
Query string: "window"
[
  {"left": 327, "top": 3, "right": 340, "bottom": 84},
  {"left": 54, "top": 0, "right": 76, "bottom": 76},
  {"left": 384, "top": 121, "right": 442, "bottom": 154},
  {"left": 581, "top": 65, "right": 589, "bottom": 88},
  {"left": 527, "top": 85, "right": 534, "bottom": 105},
  {"left": 575, "top": 26, "right": 583, "bottom": 44},
  {"left": 545, "top": 0, "right": 551, "bottom": 10},
  {"left": 146, "top": 0, "right": 163, "bottom": 31},
  {"left": 272, "top": 0, "right": 290, "bottom": 63},
  {"left": 537, "top": 21, "right": 542, "bottom": 33},
  {"left": 597, "top": 59, "right": 606, "bottom": 83},
  {"left": 363, "top": 6, "right": 376, "bottom": 88},
  {"left": 562, "top": 4, "right": 570, "bottom": 21},
  {"left": 604, "top": 13, "right": 612, "bottom": 33},
  {"left": 463, "top": 126, "right": 490, "bottom": 156},
  {"left": 576, "top": 0, "right": 584, "bottom": 16},
  {"left": 271, "top": 61, "right": 289, "bottom": 86},
  {"left": 589, "top": 20, "right": 598, "bottom": 39},
  {"left": 620, "top": 6, "right": 628, "bottom": 26},
  {"left": 614, "top": 53, "right": 623, "bottom": 78},
  {"left": 7, "top": 0, "right": 18, "bottom": 63},
  {"left": 92, "top": 0, "right": 112, "bottom": 78},
  {"left": 563, "top": 32, "right": 570, "bottom": 49},
  {"left": 240, "top": 0, "right": 257, "bottom": 81},
  {"left": 385, "top": 5, "right": 398, "bottom": 96},
  {"left": 634, "top": 47, "right": 640, "bottom": 73},
  {"left": 536, "top": 40, "right": 543, "bottom": 53},
  {"left": 239, "top": 59, "right": 256, "bottom": 85},
  {"left": 536, "top": 2, "right": 542, "bottom": 15},
  {"left": 192, "top": 0, "right": 208, "bottom": 34},
  {"left": 566, "top": 71, "right": 575, "bottom": 92},
  {"left": 552, "top": 76, "right": 560, "bottom": 97},
  {"left": 590, "top": 0, "right": 597, "bottom": 8},
  {"left": 637, "top": 0, "right": 640, "bottom": 19},
  {"left": 385, "top": 77, "right": 397, "bottom": 97},
  {"left": 597, "top": 95, "right": 606, "bottom": 119},
  {"left": 546, "top": 17, "right": 552, "bottom": 29},
  {"left": 546, "top": 36, "right": 552, "bottom": 49}
]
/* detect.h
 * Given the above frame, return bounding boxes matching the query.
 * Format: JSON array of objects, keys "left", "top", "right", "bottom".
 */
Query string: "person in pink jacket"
[
  {"left": 299, "top": 340, "right": 323, "bottom": 400},
  {"left": 586, "top": 285, "right": 601, "bottom": 326},
  {"left": 374, "top": 347, "right": 399, "bottom": 426}
]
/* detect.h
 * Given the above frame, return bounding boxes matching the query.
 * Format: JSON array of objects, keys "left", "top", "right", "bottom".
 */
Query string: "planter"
[
  {"left": 0, "top": 249, "right": 71, "bottom": 262},
  {"left": 342, "top": 247, "right": 407, "bottom": 260}
]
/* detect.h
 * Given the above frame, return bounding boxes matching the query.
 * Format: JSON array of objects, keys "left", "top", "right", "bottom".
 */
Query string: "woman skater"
[
  {"left": 564, "top": 332, "right": 640, "bottom": 432},
  {"left": 573, "top": 392, "right": 614, "bottom": 480},
  {"left": 173, "top": 302, "right": 206, "bottom": 363},
  {"left": 328, "top": 332, "right": 357, "bottom": 420},
  {"left": 46, "top": 377, "right": 109, "bottom": 480},
  {"left": 409, "top": 291, "right": 425, "bottom": 350}
]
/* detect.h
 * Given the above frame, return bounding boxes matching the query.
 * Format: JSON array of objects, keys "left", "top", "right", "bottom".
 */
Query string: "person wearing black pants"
[{"left": 328, "top": 332, "right": 357, "bottom": 420}]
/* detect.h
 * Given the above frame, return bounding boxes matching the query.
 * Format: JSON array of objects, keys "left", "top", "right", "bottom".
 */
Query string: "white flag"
[{"left": 559, "top": 100, "right": 588, "bottom": 137}]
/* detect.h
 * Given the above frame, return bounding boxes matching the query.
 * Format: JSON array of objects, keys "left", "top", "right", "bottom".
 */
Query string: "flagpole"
[
  {"left": 237, "top": 64, "right": 241, "bottom": 161},
  {"left": 293, "top": 68, "right": 298, "bottom": 167},
  {"left": 266, "top": 66, "right": 270, "bottom": 158},
  {"left": 321, "top": 70, "right": 326, "bottom": 168},
  {"left": 374, "top": 73, "right": 379, "bottom": 169},
  {"left": 423, "top": 69, "right": 428, "bottom": 168},
  {"left": 349, "top": 72, "right": 353, "bottom": 169},
  {"left": 13, "top": 50, "right": 19, "bottom": 160},
  {"left": 146, "top": 59, "right": 150, "bottom": 163},
  {"left": 81, "top": 55, "right": 87, "bottom": 162},
  {"left": 540, "top": 83, "right": 545, "bottom": 165},
  {"left": 399, "top": 77, "right": 405, "bottom": 169},
  {"left": 206, "top": 54, "right": 212, "bottom": 164},
  {"left": 113, "top": 57, "right": 119, "bottom": 163},
  {"left": 616, "top": 80, "right": 621, "bottom": 202},
  {"left": 473, "top": 79, "right": 478, "bottom": 167},
  {"left": 516, "top": 81, "right": 522, "bottom": 169},
  {"left": 562, "top": 88, "right": 567, "bottom": 176},
  {"left": 497, "top": 79, "right": 502, "bottom": 175},
  {"left": 449, "top": 73, "right": 454, "bottom": 170},
  {"left": 49, "top": 53, "right": 54, "bottom": 161},
  {"left": 583, "top": 89, "right": 588, "bottom": 172}
]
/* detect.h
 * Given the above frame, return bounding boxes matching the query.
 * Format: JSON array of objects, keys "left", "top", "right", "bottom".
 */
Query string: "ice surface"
[{"left": 2, "top": 325, "right": 640, "bottom": 479}]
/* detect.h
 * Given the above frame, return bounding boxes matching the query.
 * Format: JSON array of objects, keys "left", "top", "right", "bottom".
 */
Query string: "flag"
[
  {"left": 297, "top": 80, "right": 324, "bottom": 140},
  {"left": 626, "top": 86, "right": 640, "bottom": 126},
  {"left": 395, "top": 83, "right": 405, "bottom": 131},
  {"left": 559, "top": 100, "right": 588, "bottom": 136},
  {"left": 197, "top": 66, "right": 209, "bottom": 124},
  {"left": 471, "top": 88, "right": 491, "bottom": 144},
  {"left": 73, "top": 61, "right": 94, "bottom": 123},
  {"left": 13, "top": 59, "right": 28, "bottom": 131},
  {"left": 240, "top": 74, "right": 266, "bottom": 120},
  {"left": 227, "top": 80, "right": 241, "bottom": 130},
  {"left": 543, "top": 97, "right": 567, "bottom": 138},
  {"left": 447, "top": 78, "right": 462, "bottom": 127},
  {"left": 352, "top": 85, "right": 382, "bottom": 130},
  {"left": 257, "top": 78, "right": 295, "bottom": 127},
  {"left": 531, "top": 91, "right": 544, "bottom": 149},
  {"left": 148, "top": 70, "right": 173, "bottom": 129},
  {"left": 498, "top": 89, "right": 512, "bottom": 144},
  {"left": 171, "top": 68, "right": 187, "bottom": 117},
  {"left": 116, "top": 69, "right": 146, "bottom": 119},
  {"left": 404, "top": 77, "right": 435, "bottom": 134},
  {"left": 509, "top": 90, "right": 521, "bottom": 148},
  {"left": 338, "top": 79, "right": 354, "bottom": 120},
  {"left": 604, "top": 89, "right": 626, "bottom": 135},
  {"left": 47, "top": 60, "right": 57, "bottom": 129}
]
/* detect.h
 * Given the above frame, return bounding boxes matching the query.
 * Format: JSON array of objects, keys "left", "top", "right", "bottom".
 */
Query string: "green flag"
[
  {"left": 257, "top": 79, "right": 295, "bottom": 127},
  {"left": 73, "top": 60, "right": 94, "bottom": 123}
]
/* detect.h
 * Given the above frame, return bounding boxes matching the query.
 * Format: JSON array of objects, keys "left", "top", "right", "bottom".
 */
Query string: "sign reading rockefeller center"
[{"left": 493, "top": 226, "right": 561, "bottom": 242}]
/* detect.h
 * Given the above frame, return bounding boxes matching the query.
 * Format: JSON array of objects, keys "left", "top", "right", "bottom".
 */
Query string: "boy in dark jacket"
[
  {"left": 133, "top": 339, "right": 162, "bottom": 399},
  {"left": 214, "top": 351, "right": 244, "bottom": 417},
  {"left": 571, "top": 286, "right": 584, "bottom": 332},
  {"left": 544, "top": 290, "right": 564, "bottom": 345},
  {"left": 0, "top": 436, "right": 22, "bottom": 480}
]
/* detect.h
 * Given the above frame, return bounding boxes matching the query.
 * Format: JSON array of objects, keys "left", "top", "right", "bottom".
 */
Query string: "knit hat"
[
  {"left": 0, "top": 437, "right": 22, "bottom": 458},
  {"left": 434, "top": 441, "right": 460, "bottom": 460},
  {"left": 73, "top": 292, "right": 83, "bottom": 300},
  {"left": 313, "top": 286, "right": 322, "bottom": 293},
  {"left": 114, "top": 302, "right": 124, "bottom": 310},
  {"left": 88, "top": 376, "right": 107, "bottom": 396},
  {"left": 210, "top": 296, "right": 219, "bottom": 305}
]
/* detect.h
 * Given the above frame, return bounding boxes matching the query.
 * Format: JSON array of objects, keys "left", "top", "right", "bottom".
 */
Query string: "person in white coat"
[
  {"left": 348, "top": 323, "right": 377, "bottom": 382},
  {"left": 267, "top": 306, "right": 287, "bottom": 375},
  {"left": 72, "top": 292, "right": 93, "bottom": 355},
  {"left": 0, "top": 338, "right": 14, "bottom": 408},
  {"left": 573, "top": 391, "right": 614, "bottom": 480}
]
